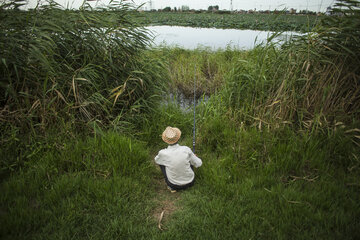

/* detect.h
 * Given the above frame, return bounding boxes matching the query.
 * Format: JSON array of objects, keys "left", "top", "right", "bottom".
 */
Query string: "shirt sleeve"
[
  {"left": 188, "top": 149, "right": 202, "bottom": 168},
  {"left": 154, "top": 150, "right": 165, "bottom": 165}
]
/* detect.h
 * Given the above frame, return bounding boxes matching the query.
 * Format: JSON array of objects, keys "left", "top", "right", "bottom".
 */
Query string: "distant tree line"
[{"left": 156, "top": 5, "right": 321, "bottom": 15}]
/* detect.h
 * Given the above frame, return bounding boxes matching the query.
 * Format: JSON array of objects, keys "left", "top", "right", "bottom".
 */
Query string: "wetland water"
[
  {"left": 163, "top": 92, "right": 210, "bottom": 112},
  {"left": 147, "top": 25, "right": 298, "bottom": 50}
]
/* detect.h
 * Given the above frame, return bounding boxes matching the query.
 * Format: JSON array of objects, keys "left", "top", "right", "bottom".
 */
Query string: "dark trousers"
[{"left": 159, "top": 165, "right": 195, "bottom": 190}]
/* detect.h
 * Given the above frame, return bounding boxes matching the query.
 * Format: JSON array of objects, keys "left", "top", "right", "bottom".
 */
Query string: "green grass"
[
  {"left": 1, "top": 116, "right": 359, "bottom": 239},
  {"left": 0, "top": 132, "right": 158, "bottom": 239},
  {"left": 171, "top": 170, "right": 359, "bottom": 239}
]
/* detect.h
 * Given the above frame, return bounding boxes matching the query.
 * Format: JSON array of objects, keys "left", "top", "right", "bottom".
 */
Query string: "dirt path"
[{"left": 152, "top": 164, "right": 181, "bottom": 230}]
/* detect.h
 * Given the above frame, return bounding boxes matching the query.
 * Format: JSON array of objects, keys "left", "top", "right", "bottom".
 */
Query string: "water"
[
  {"left": 146, "top": 25, "right": 297, "bottom": 50},
  {"left": 163, "top": 91, "right": 210, "bottom": 112}
]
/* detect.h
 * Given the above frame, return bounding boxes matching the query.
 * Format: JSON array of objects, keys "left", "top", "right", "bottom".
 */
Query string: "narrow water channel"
[{"left": 162, "top": 91, "right": 209, "bottom": 112}]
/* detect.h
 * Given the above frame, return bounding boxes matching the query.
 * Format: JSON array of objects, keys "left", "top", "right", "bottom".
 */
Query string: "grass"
[
  {"left": 0, "top": 132, "right": 158, "bottom": 239},
  {"left": 1, "top": 111, "right": 359, "bottom": 239},
  {"left": 174, "top": 170, "right": 359, "bottom": 239}
]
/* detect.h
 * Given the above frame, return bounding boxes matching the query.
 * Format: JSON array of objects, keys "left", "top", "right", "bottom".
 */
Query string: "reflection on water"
[
  {"left": 146, "top": 26, "right": 297, "bottom": 50},
  {"left": 163, "top": 91, "right": 209, "bottom": 112}
]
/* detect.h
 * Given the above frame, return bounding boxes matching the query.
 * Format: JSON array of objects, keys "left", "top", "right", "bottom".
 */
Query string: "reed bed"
[
  {"left": 138, "top": 11, "right": 321, "bottom": 32},
  {"left": 0, "top": 0, "right": 167, "bottom": 132}
]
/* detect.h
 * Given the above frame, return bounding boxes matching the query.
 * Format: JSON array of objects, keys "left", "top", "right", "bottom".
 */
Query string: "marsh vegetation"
[
  {"left": 138, "top": 11, "right": 322, "bottom": 32},
  {"left": 1, "top": 0, "right": 359, "bottom": 239}
]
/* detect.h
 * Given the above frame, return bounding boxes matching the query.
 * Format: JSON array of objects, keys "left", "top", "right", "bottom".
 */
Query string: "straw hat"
[{"left": 162, "top": 126, "right": 181, "bottom": 144}]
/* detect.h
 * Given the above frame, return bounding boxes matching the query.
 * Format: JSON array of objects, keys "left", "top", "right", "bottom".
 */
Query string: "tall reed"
[
  {"left": 0, "top": 0, "right": 167, "bottom": 134},
  {"left": 221, "top": 0, "right": 360, "bottom": 131}
]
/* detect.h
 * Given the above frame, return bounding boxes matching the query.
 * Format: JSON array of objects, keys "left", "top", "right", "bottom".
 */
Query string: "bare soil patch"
[{"left": 152, "top": 167, "right": 181, "bottom": 230}]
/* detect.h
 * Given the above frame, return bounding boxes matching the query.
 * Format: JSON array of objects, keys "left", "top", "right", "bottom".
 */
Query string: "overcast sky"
[{"left": 25, "top": 0, "right": 336, "bottom": 12}]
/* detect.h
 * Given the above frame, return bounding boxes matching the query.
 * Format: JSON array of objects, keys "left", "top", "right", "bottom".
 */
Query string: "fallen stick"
[{"left": 158, "top": 210, "right": 165, "bottom": 230}]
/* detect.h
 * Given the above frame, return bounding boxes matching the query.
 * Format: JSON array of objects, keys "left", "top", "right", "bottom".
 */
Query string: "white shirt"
[{"left": 154, "top": 144, "right": 202, "bottom": 186}]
